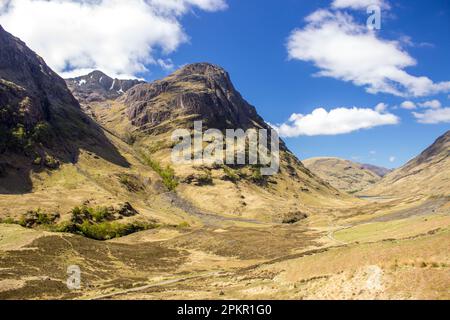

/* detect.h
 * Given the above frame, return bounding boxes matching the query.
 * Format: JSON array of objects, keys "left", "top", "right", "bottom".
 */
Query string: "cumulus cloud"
[
  {"left": 400, "top": 101, "right": 416, "bottom": 110},
  {"left": 287, "top": 10, "right": 450, "bottom": 97},
  {"left": 413, "top": 108, "right": 450, "bottom": 124},
  {"left": 272, "top": 105, "right": 399, "bottom": 137},
  {"left": 389, "top": 156, "right": 396, "bottom": 163},
  {"left": 0, "top": 0, "right": 227, "bottom": 78},
  {"left": 418, "top": 99, "right": 442, "bottom": 109},
  {"left": 375, "top": 102, "right": 388, "bottom": 113},
  {"left": 332, "top": 0, "right": 389, "bottom": 10}
]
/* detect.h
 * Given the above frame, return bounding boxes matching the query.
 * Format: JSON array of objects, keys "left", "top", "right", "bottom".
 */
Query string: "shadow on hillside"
[{"left": 0, "top": 106, "right": 130, "bottom": 195}]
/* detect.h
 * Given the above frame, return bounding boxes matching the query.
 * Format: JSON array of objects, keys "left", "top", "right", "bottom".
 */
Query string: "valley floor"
[{"left": 0, "top": 194, "right": 448, "bottom": 300}]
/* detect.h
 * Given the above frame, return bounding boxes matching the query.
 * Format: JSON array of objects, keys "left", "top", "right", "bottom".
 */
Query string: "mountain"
[
  {"left": 1, "top": 25, "right": 345, "bottom": 223},
  {"left": 123, "top": 63, "right": 267, "bottom": 130},
  {"left": 70, "top": 63, "right": 349, "bottom": 221},
  {"left": 0, "top": 25, "right": 127, "bottom": 193},
  {"left": 360, "top": 164, "right": 391, "bottom": 178},
  {"left": 303, "top": 157, "right": 385, "bottom": 193},
  {"left": 66, "top": 71, "right": 143, "bottom": 104},
  {"left": 365, "top": 131, "right": 450, "bottom": 197}
]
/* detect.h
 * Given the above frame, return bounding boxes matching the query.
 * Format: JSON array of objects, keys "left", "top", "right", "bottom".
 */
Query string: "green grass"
[
  {"left": 141, "top": 153, "right": 179, "bottom": 191},
  {"left": 1, "top": 205, "right": 159, "bottom": 241},
  {"left": 49, "top": 220, "right": 158, "bottom": 241},
  {"left": 76, "top": 221, "right": 157, "bottom": 241},
  {"left": 222, "top": 165, "right": 240, "bottom": 183},
  {"left": 71, "top": 205, "right": 114, "bottom": 223}
]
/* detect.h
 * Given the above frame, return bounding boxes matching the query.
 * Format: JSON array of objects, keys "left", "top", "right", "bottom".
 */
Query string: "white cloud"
[
  {"left": 272, "top": 105, "right": 399, "bottom": 137},
  {"left": 0, "top": 0, "right": 227, "bottom": 78},
  {"left": 418, "top": 99, "right": 442, "bottom": 109},
  {"left": 332, "top": 0, "right": 389, "bottom": 10},
  {"left": 375, "top": 102, "right": 388, "bottom": 113},
  {"left": 400, "top": 101, "right": 416, "bottom": 109},
  {"left": 157, "top": 58, "right": 175, "bottom": 71},
  {"left": 413, "top": 108, "right": 450, "bottom": 124},
  {"left": 389, "top": 156, "right": 396, "bottom": 163},
  {"left": 287, "top": 10, "right": 450, "bottom": 97}
]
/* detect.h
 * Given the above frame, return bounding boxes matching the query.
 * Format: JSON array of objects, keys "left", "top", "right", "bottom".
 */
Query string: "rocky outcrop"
[
  {"left": 121, "top": 63, "right": 268, "bottom": 131},
  {"left": 66, "top": 71, "right": 143, "bottom": 104},
  {"left": 0, "top": 25, "right": 79, "bottom": 129}
]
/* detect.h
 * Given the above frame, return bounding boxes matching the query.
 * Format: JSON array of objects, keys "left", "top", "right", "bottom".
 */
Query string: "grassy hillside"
[{"left": 303, "top": 157, "right": 383, "bottom": 193}]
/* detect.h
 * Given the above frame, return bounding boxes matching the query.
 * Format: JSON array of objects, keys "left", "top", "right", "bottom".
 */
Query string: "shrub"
[
  {"left": 77, "top": 221, "right": 156, "bottom": 241},
  {"left": 71, "top": 205, "right": 114, "bottom": 223},
  {"left": 118, "top": 174, "right": 144, "bottom": 193},
  {"left": 176, "top": 222, "right": 191, "bottom": 229},
  {"left": 44, "top": 155, "right": 60, "bottom": 169},
  {"left": 8, "top": 204, "right": 156, "bottom": 241},
  {"left": 17, "top": 209, "right": 60, "bottom": 228},
  {"left": 141, "top": 154, "right": 178, "bottom": 191},
  {"left": 10, "top": 125, "right": 27, "bottom": 149},
  {"left": 196, "top": 172, "right": 213, "bottom": 186},
  {"left": 31, "top": 122, "right": 52, "bottom": 144},
  {"left": 250, "top": 167, "right": 267, "bottom": 186},
  {"left": 0, "top": 217, "right": 16, "bottom": 224},
  {"left": 222, "top": 166, "right": 240, "bottom": 183},
  {"left": 123, "top": 131, "right": 137, "bottom": 145}
]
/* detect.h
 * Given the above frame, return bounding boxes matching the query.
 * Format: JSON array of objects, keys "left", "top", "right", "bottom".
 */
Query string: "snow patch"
[{"left": 78, "top": 79, "right": 87, "bottom": 86}]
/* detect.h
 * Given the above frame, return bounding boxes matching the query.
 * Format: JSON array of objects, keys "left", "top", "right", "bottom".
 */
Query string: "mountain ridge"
[
  {"left": 303, "top": 157, "right": 386, "bottom": 193},
  {"left": 0, "top": 25, "right": 129, "bottom": 193},
  {"left": 364, "top": 130, "right": 450, "bottom": 197},
  {"left": 66, "top": 70, "right": 143, "bottom": 104}
]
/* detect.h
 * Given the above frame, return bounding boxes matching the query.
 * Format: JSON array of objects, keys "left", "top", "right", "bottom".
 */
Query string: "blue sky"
[
  {"left": 166, "top": 0, "right": 450, "bottom": 168},
  {"left": 1, "top": 0, "right": 449, "bottom": 168}
]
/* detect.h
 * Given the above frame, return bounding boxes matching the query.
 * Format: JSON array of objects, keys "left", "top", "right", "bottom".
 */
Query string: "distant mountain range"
[
  {"left": 66, "top": 71, "right": 143, "bottom": 104},
  {"left": 303, "top": 157, "right": 390, "bottom": 193}
]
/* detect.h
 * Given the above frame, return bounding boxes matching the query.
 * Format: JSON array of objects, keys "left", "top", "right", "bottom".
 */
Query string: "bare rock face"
[
  {"left": 0, "top": 25, "right": 79, "bottom": 129},
  {"left": 66, "top": 71, "right": 143, "bottom": 104},
  {"left": 122, "top": 63, "right": 268, "bottom": 131}
]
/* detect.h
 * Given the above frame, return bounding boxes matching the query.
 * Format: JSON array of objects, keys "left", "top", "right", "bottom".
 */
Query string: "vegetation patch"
[
  {"left": 141, "top": 153, "right": 178, "bottom": 191},
  {"left": 282, "top": 212, "right": 309, "bottom": 224},
  {"left": 221, "top": 165, "right": 240, "bottom": 183},
  {"left": 0, "top": 203, "right": 157, "bottom": 241},
  {"left": 117, "top": 174, "right": 146, "bottom": 192},
  {"left": 183, "top": 170, "right": 213, "bottom": 186},
  {"left": 249, "top": 166, "right": 269, "bottom": 186}
]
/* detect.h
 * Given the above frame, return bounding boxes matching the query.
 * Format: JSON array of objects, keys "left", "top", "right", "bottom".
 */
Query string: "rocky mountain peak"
[
  {"left": 122, "top": 63, "right": 266, "bottom": 131},
  {"left": 66, "top": 71, "right": 143, "bottom": 104}
]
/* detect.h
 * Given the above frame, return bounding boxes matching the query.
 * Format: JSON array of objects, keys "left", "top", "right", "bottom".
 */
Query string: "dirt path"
[
  {"left": 164, "top": 192, "right": 265, "bottom": 227},
  {"left": 87, "top": 271, "right": 226, "bottom": 300},
  {"left": 327, "top": 225, "right": 351, "bottom": 245}
]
